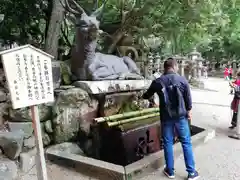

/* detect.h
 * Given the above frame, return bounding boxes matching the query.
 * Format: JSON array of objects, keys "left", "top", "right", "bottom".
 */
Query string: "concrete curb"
[{"left": 46, "top": 128, "right": 215, "bottom": 180}]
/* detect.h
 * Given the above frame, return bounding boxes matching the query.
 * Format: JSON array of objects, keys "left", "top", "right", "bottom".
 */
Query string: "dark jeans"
[
  {"left": 162, "top": 117, "right": 195, "bottom": 174},
  {"left": 231, "top": 112, "right": 238, "bottom": 127}
]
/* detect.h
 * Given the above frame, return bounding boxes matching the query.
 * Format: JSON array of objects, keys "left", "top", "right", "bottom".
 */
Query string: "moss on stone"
[{"left": 117, "top": 101, "right": 141, "bottom": 114}]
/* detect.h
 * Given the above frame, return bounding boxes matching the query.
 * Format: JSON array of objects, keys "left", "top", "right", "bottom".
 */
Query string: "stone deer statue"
[{"left": 64, "top": 0, "right": 143, "bottom": 81}]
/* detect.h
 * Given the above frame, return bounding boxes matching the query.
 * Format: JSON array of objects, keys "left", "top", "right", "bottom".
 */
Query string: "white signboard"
[{"left": 0, "top": 44, "right": 54, "bottom": 109}]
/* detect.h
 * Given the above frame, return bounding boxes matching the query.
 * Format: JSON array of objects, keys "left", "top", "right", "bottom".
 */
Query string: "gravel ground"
[
  {"left": 18, "top": 162, "right": 100, "bottom": 180},
  {"left": 140, "top": 135, "right": 240, "bottom": 180}
]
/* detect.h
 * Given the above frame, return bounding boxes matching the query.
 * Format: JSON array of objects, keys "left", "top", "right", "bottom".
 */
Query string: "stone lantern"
[
  {"left": 188, "top": 48, "right": 202, "bottom": 79},
  {"left": 188, "top": 48, "right": 205, "bottom": 88},
  {"left": 174, "top": 55, "right": 185, "bottom": 76},
  {"left": 179, "top": 56, "right": 186, "bottom": 77},
  {"left": 232, "top": 60, "right": 237, "bottom": 74},
  {"left": 195, "top": 56, "right": 204, "bottom": 78},
  {"left": 154, "top": 53, "right": 161, "bottom": 72},
  {"left": 144, "top": 53, "right": 154, "bottom": 78},
  {"left": 188, "top": 47, "right": 201, "bottom": 61}
]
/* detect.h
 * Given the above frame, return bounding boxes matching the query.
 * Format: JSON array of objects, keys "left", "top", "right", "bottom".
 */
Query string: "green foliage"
[{"left": 0, "top": 0, "right": 48, "bottom": 46}]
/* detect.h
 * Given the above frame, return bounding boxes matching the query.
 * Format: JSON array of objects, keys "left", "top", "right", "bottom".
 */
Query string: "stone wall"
[{"left": 0, "top": 63, "right": 101, "bottom": 176}]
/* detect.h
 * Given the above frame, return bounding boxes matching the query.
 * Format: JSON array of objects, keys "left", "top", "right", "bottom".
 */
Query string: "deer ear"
[{"left": 66, "top": 14, "right": 76, "bottom": 23}]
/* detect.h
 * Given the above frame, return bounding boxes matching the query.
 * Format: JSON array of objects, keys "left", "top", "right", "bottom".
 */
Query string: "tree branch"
[
  {"left": 61, "top": 19, "right": 72, "bottom": 47},
  {"left": 107, "top": 0, "right": 154, "bottom": 53}
]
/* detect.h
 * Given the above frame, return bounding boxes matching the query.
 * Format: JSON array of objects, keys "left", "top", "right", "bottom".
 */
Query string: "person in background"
[
  {"left": 229, "top": 71, "right": 240, "bottom": 129},
  {"left": 142, "top": 58, "right": 199, "bottom": 180},
  {"left": 203, "top": 66, "right": 208, "bottom": 79},
  {"left": 229, "top": 66, "right": 233, "bottom": 80},
  {"left": 224, "top": 66, "right": 229, "bottom": 80}
]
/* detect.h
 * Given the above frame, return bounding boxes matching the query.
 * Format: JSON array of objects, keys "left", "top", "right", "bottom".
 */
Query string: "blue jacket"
[{"left": 143, "top": 71, "right": 192, "bottom": 121}]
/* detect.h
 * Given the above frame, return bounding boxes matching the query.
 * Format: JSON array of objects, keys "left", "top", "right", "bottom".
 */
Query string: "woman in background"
[
  {"left": 229, "top": 66, "right": 233, "bottom": 80},
  {"left": 223, "top": 66, "right": 229, "bottom": 80},
  {"left": 229, "top": 71, "right": 240, "bottom": 129},
  {"left": 224, "top": 66, "right": 229, "bottom": 80}
]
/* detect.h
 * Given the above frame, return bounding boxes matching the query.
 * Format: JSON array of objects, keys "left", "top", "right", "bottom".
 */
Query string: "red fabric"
[
  {"left": 231, "top": 98, "right": 240, "bottom": 112},
  {"left": 229, "top": 68, "right": 233, "bottom": 73},
  {"left": 224, "top": 68, "right": 229, "bottom": 77},
  {"left": 224, "top": 68, "right": 229, "bottom": 74},
  {"left": 233, "top": 80, "right": 240, "bottom": 86}
]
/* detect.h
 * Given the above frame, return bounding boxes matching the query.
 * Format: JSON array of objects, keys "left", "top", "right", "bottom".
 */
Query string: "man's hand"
[{"left": 187, "top": 110, "right": 192, "bottom": 121}]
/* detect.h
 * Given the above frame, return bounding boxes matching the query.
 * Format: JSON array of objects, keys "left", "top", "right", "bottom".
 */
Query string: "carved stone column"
[
  {"left": 144, "top": 53, "right": 154, "bottom": 78},
  {"left": 192, "top": 62, "right": 197, "bottom": 79},
  {"left": 179, "top": 60, "right": 185, "bottom": 76},
  {"left": 188, "top": 47, "right": 201, "bottom": 61},
  {"left": 233, "top": 60, "right": 237, "bottom": 75},
  {"left": 196, "top": 58, "right": 203, "bottom": 78},
  {"left": 154, "top": 53, "right": 161, "bottom": 72},
  {"left": 211, "top": 61, "right": 216, "bottom": 71}
]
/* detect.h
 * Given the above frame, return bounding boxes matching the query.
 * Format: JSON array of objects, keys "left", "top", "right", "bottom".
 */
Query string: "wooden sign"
[
  {"left": 0, "top": 44, "right": 53, "bottom": 180},
  {"left": 0, "top": 44, "right": 54, "bottom": 109}
]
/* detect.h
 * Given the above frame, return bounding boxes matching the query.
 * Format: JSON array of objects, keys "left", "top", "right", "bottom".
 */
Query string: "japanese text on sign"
[{"left": 0, "top": 45, "right": 54, "bottom": 109}]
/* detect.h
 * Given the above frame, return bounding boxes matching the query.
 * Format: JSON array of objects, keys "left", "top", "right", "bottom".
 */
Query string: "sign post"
[
  {"left": 31, "top": 105, "right": 48, "bottom": 180},
  {"left": 0, "top": 44, "right": 55, "bottom": 180}
]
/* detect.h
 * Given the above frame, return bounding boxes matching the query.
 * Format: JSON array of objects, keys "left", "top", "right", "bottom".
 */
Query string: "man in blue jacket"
[{"left": 143, "top": 58, "right": 199, "bottom": 180}]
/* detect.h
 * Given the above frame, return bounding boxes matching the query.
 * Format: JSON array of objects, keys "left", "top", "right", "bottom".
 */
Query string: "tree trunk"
[
  {"left": 44, "top": 0, "right": 53, "bottom": 40},
  {"left": 45, "top": 0, "right": 65, "bottom": 58},
  {"left": 107, "top": 4, "right": 150, "bottom": 54},
  {"left": 107, "top": 30, "right": 125, "bottom": 54}
]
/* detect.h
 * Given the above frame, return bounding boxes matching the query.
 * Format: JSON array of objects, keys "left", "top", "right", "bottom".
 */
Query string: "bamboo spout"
[
  {"left": 107, "top": 112, "right": 160, "bottom": 127},
  {"left": 94, "top": 108, "right": 159, "bottom": 123}
]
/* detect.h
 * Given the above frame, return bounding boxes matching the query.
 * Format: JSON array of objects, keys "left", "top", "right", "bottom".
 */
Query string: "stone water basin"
[
  {"left": 46, "top": 80, "right": 215, "bottom": 180},
  {"left": 97, "top": 116, "right": 161, "bottom": 166},
  {"left": 46, "top": 112, "right": 214, "bottom": 180}
]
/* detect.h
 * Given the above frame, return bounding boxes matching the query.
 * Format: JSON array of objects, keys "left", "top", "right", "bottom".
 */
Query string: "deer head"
[{"left": 64, "top": 0, "right": 108, "bottom": 41}]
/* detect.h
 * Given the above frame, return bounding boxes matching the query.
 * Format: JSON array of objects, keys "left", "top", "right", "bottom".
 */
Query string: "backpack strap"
[{"left": 158, "top": 79, "right": 169, "bottom": 105}]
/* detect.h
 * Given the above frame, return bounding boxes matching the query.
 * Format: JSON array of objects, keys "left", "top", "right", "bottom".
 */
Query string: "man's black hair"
[{"left": 164, "top": 57, "right": 177, "bottom": 70}]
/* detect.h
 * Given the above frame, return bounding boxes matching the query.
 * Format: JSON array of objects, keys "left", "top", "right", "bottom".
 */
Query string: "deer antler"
[
  {"left": 128, "top": 0, "right": 137, "bottom": 12},
  {"left": 120, "top": 0, "right": 137, "bottom": 24},
  {"left": 64, "top": 0, "right": 86, "bottom": 15},
  {"left": 91, "top": 0, "right": 109, "bottom": 17}
]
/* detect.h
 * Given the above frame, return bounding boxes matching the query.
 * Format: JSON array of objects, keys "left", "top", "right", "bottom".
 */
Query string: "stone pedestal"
[
  {"left": 233, "top": 60, "right": 237, "bottom": 75},
  {"left": 73, "top": 80, "right": 152, "bottom": 117},
  {"left": 154, "top": 53, "right": 161, "bottom": 73},
  {"left": 192, "top": 63, "right": 197, "bottom": 79},
  {"left": 196, "top": 58, "right": 203, "bottom": 78},
  {"left": 52, "top": 61, "right": 61, "bottom": 89},
  {"left": 179, "top": 61, "right": 185, "bottom": 76},
  {"left": 211, "top": 61, "right": 217, "bottom": 71},
  {"left": 146, "top": 54, "right": 154, "bottom": 78}
]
